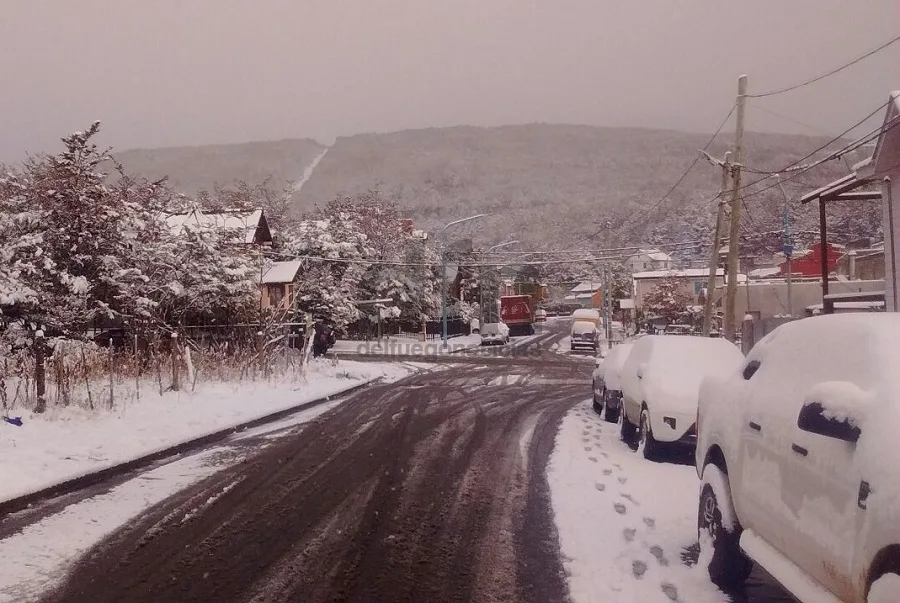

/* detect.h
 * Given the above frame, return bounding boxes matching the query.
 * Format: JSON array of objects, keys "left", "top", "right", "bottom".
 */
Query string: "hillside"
[
  {"left": 111, "top": 138, "right": 326, "bottom": 195},
  {"left": 293, "top": 124, "right": 877, "bottom": 255},
  {"left": 108, "top": 124, "right": 880, "bottom": 258}
]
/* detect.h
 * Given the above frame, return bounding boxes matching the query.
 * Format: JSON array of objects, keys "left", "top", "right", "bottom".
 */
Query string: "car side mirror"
[{"left": 797, "top": 401, "right": 861, "bottom": 443}]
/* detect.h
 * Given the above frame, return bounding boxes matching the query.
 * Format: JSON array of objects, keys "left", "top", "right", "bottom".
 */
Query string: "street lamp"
[
  {"left": 775, "top": 174, "right": 794, "bottom": 317},
  {"left": 440, "top": 214, "right": 488, "bottom": 345},
  {"left": 481, "top": 240, "right": 519, "bottom": 324}
]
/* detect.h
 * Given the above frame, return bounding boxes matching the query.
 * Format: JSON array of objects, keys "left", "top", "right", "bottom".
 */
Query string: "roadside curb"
[{"left": 0, "top": 378, "right": 380, "bottom": 519}]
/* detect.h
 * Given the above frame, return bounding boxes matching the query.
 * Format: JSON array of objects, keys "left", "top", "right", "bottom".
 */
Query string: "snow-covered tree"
[
  {"left": 283, "top": 213, "right": 372, "bottom": 329},
  {"left": 642, "top": 276, "right": 693, "bottom": 323}
]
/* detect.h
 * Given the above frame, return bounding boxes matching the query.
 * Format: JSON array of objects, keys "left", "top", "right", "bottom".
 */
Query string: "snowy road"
[{"left": 3, "top": 320, "right": 795, "bottom": 603}]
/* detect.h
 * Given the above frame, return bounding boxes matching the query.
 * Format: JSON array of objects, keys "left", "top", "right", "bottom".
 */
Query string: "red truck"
[{"left": 499, "top": 295, "right": 535, "bottom": 336}]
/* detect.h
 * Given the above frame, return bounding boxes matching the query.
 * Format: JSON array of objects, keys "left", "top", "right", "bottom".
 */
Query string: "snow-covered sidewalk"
[
  {"left": 0, "top": 360, "right": 411, "bottom": 504},
  {"left": 331, "top": 334, "right": 482, "bottom": 355},
  {"left": 548, "top": 400, "right": 728, "bottom": 603}
]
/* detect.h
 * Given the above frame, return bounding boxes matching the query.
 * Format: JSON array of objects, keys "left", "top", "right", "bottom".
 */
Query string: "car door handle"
[
  {"left": 748, "top": 421, "right": 761, "bottom": 432},
  {"left": 791, "top": 443, "right": 808, "bottom": 457}
]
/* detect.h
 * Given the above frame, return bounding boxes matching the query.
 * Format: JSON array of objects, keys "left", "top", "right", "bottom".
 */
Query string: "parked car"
[
  {"left": 570, "top": 319, "right": 599, "bottom": 352},
  {"left": 534, "top": 308, "right": 548, "bottom": 322},
  {"left": 695, "top": 314, "right": 900, "bottom": 601},
  {"left": 480, "top": 322, "right": 510, "bottom": 346},
  {"left": 663, "top": 324, "right": 693, "bottom": 336},
  {"left": 620, "top": 335, "right": 744, "bottom": 460},
  {"left": 470, "top": 318, "right": 480, "bottom": 334},
  {"left": 593, "top": 342, "right": 634, "bottom": 423}
]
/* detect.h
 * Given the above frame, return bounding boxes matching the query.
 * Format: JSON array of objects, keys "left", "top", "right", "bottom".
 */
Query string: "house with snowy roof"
[
  {"left": 563, "top": 281, "right": 603, "bottom": 308},
  {"left": 164, "top": 207, "right": 273, "bottom": 246},
  {"left": 259, "top": 260, "right": 303, "bottom": 313},
  {"left": 625, "top": 249, "right": 673, "bottom": 274}
]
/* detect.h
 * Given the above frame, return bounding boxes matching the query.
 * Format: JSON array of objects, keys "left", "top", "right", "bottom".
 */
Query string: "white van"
[
  {"left": 572, "top": 308, "right": 603, "bottom": 328},
  {"left": 570, "top": 320, "right": 599, "bottom": 352}
]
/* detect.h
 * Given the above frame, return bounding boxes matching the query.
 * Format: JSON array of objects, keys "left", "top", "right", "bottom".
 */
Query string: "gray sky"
[{"left": 1, "top": 0, "right": 898, "bottom": 163}]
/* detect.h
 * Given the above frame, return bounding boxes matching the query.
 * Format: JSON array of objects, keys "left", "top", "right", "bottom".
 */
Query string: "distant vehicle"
[
  {"left": 499, "top": 295, "right": 535, "bottom": 336},
  {"left": 593, "top": 342, "right": 634, "bottom": 423},
  {"left": 470, "top": 318, "right": 480, "bottom": 334},
  {"left": 570, "top": 320, "right": 599, "bottom": 353},
  {"left": 663, "top": 324, "right": 693, "bottom": 336},
  {"left": 571, "top": 308, "right": 602, "bottom": 328},
  {"left": 695, "top": 314, "right": 900, "bottom": 601},
  {"left": 619, "top": 335, "right": 744, "bottom": 460},
  {"left": 480, "top": 322, "right": 510, "bottom": 346},
  {"left": 534, "top": 308, "right": 548, "bottom": 322}
]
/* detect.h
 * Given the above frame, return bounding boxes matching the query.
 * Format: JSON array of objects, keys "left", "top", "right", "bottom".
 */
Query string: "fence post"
[
  {"left": 170, "top": 332, "right": 180, "bottom": 391},
  {"left": 257, "top": 330, "right": 265, "bottom": 378},
  {"left": 108, "top": 338, "right": 115, "bottom": 409},
  {"left": 34, "top": 330, "right": 46, "bottom": 413}
]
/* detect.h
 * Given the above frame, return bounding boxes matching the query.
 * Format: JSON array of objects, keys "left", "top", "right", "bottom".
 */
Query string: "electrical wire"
[
  {"left": 746, "top": 34, "right": 900, "bottom": 98},
  {"left": 573, "top": 101, "right": 737, "bottom": 245}
]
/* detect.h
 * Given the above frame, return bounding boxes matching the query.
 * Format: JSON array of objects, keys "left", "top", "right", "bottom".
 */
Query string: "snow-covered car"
[
  {"left": 619, "top": 335, "right": 744, "bottom": 460},
  {"left": 570, "top": 320, "right": 599, "bottom": 352},
  {"left": 534, "top": 308, "right": 548, "bottom": 322},
  {"left": 593, "top": 342, "right": 633, "bottom": 423},
  {"left": 695, "top": 314, "right": 900, "bottom": 601},
  {"left": 479, "top": 322, "right": 509, "bottom": 345}
]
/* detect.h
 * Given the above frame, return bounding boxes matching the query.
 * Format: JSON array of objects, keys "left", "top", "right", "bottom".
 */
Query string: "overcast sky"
[{"left": 1, "top": 0, "right": 898, "bottom": 162}]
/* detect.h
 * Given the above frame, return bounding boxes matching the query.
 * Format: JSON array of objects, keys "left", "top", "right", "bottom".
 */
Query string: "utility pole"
[
  {"left": 603, "top": 264, "right": 613, "bottom": 348},
  {"left": 724, "top": 75, "right": 748, "bottom": 342},
  {"left": 702, "top": 153, "right": 731, "bottom": 336}
]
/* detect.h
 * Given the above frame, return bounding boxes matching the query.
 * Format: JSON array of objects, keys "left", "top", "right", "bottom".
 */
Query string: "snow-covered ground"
[
  {"left": 548, "top": 399, "right": 728, "bottom": 603},
  {"left": 331, "top": 334, "right": 482, "bottom": 355},
  {"left": 0, "top": 360, "right": 412, "bottom": 504}
]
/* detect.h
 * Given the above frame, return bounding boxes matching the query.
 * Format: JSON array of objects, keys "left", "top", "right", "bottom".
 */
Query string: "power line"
[
  {"left": 574, "top": 101, "right": 737, "bottom": 245},
  {"left": 749, "top": 103, "right": 836, "bottom": 138},
  {"left": 746, "top": 33, "right": 900, "bottom": 98}
]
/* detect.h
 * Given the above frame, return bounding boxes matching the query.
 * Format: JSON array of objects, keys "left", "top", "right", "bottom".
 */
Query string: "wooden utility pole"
[
  {"left": 702, "top": 154, "right": 731, "bottom": 336},
  {"left": 724, "top": 75, "right": 748, "bottom": 342}
]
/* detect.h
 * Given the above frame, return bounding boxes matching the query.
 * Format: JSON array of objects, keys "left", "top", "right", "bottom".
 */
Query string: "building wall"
[
  {"left": 885, "top": 177, "right": 900, "bottom": 311},
  {"left": 731, "top": 279, "right": 885, "bottom": 319}
]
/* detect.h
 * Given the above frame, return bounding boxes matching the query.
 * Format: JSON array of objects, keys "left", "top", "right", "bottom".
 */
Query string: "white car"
[
  {"left": 479, "top": 322, "right": 509, "bottom": 345},
  {"left": 695, "top": 314, "right": 900, "bottom": 602},
  {"left": 593, "top": 342, "right": 634, "bottom": 423},
  {"left": 570, "top": 319, "right": 599, "bottom": 352},
  {"left": 620, "top": 335, "right": 744, "bottom": 460}
]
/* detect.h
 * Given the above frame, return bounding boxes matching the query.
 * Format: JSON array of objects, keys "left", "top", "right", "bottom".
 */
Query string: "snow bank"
[
  {"left": 0, "top": 360, "right": 409, "bottom": 504},
  {"left": 548, "top": 400, "right": 728, "bottom": 603}
]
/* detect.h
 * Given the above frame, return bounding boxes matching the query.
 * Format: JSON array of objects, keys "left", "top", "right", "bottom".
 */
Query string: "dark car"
[{"left": 591, "top": 341, "right": 634, "bottom": 423}]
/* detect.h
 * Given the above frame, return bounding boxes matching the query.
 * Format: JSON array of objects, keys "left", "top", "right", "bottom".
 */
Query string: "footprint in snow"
[
  {"left": 613, "top": 463, "right": 622, "bottom": 470},
  {"left": 594, "top": 483, "right": 606, "bottom": 492},
  {"left": 581, "top": 438, "right": 590, "bottom": 443},
  {"left": 600, "top": 451, "right": 609, "bottom": 458},
  {"left": 643, "top": 517, "right": 656, "bottom": 528},
  {"left": 632, "top": 560, "right": 648, "bottom": 578},
  {"left": 603, "top": 468, "right": 613, "bottom": 476},
  {"left": 614, "top": 502, "right": 627, "bottom": 515},
  {"left": 618, "top": 476, "right": 628, "bottom": 484},
  {"left": 661, "top": 583, "right": 678, "bottom": 601},
  {"left": 620, "top": 493, "right": 639, "bottom": 506},
  {"left": 584, "top": 446, "right": 592, "bottom": 451},
  {"left": 650, "top": 545, "right": 669, "bottom": 567},
  {"left": 623, "top": 528, "right": 636, "bottom": 542},
  {"left": 588, "top": 456, "right": 598, "bottom": 463}
]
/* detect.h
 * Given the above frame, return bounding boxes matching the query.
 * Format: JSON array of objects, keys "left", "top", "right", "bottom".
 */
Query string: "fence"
[{"left": 0, "top": 326, "right": 319, "bottom": 414}]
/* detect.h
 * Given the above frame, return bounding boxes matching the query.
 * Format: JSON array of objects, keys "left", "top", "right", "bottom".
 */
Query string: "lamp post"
[
  {"left": 482, "top": 240, "right": 519, "bottom": 325},
  {"left": 775, "top": 174, "right": 794, "bottom": 317},
  {"left": 440, "top": 214, "right": 487, "bottom": 345}
]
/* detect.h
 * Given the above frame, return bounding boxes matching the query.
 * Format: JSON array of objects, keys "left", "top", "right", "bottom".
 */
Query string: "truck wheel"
[
  {"left": 698, "top": 469, "right": 752, "bottom": 588},
  {"left": 618, "top": 408, "right": 637, "bottom": 447},
  {"left": 637, "top": 408, "right": 662, "bottom": 461}
]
